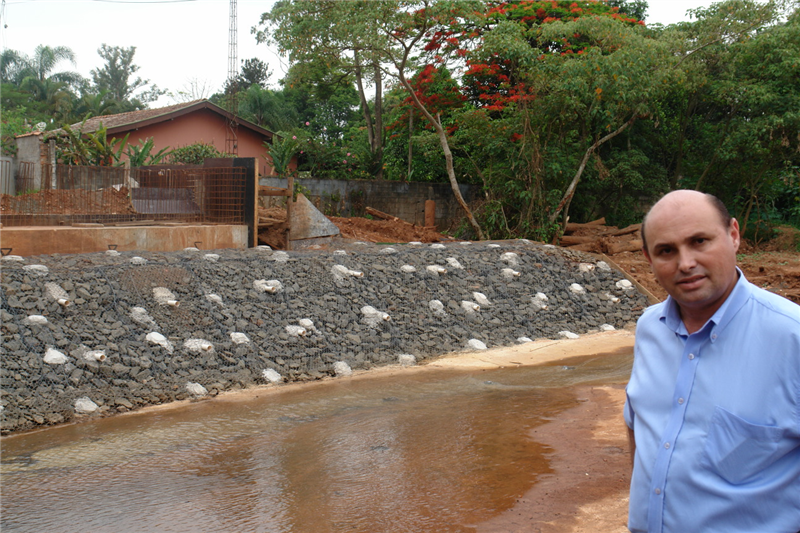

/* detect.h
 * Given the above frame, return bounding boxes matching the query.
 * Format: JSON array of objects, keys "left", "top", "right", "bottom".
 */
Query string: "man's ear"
[{"left": 729, "top": 218, "right": 741, "bottom": 253}]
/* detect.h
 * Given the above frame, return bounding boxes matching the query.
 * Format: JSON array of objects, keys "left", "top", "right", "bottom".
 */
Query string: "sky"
[{"left": 2, "top": 0, "right": 721, "bottom": 108}]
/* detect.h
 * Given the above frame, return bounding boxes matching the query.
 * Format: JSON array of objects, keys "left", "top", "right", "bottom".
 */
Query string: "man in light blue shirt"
[{"left": 624, "top": 190, "right": 800, "bottom": 533}]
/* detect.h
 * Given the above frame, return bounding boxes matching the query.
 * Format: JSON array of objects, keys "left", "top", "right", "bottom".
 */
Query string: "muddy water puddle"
[{"left": 1, "top": 351, "right": 632, "bottom": 532}]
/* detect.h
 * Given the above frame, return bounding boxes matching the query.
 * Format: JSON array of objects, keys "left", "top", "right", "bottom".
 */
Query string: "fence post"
[{"left": 48, "top": 139, "right": 57, "bottom": 190}]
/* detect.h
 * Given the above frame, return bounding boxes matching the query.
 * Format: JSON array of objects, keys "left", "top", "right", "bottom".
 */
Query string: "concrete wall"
[
  {"left": 260, "top": 176, "right": 476, "bottom": 230},
  {"left": 0, "top": 225, "right": 248, "bottom": 256}
]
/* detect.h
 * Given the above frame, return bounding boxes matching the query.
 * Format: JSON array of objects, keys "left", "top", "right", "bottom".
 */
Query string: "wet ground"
[{"left": 0, "top": 332, "right": 634, "bottom": 533}]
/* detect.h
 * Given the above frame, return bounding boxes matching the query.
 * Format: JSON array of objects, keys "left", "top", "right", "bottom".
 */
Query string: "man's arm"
[{"left": 627, "top": 427, "right": 636, "bottom": 469}]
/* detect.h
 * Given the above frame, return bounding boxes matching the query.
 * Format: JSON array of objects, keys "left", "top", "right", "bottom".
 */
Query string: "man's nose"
[{"left": 677, "top": 249, "right": 697, "bottom": 271}]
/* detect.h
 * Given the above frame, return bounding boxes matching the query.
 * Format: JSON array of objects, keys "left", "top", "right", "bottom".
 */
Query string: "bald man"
[{"left": 624, "top": 190, "right": 800, "bottom": 533}]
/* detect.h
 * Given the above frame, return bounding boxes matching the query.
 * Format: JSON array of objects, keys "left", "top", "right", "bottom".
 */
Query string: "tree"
[
  {"left": 257, "top": 0, "right": 388, "bottom": 180},
  {"left": 239, "top": 58, "right": 271, "bottom": 89},
  {"left": 91, "top": 44, "right": 165, "bottom": 111}
]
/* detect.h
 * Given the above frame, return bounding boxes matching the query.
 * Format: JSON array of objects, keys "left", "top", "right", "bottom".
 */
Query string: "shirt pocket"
[{"left": 701, "top": 406, "right": 786, "bottom": 485}]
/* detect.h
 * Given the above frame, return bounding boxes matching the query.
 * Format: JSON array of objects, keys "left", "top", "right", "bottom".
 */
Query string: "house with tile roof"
[{"left": 14, "top": 99, "right": 280, "bottom": 190}]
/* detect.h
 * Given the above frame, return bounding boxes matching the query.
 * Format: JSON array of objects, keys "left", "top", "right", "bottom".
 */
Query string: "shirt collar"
[{"left": 660, "top": 267, "right": 752, "bottom": 339}]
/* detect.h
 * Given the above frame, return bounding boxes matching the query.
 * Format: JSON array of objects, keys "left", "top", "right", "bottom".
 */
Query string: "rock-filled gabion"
[{"left": 0, "top": 241, "right": 649, "bottom": 434}]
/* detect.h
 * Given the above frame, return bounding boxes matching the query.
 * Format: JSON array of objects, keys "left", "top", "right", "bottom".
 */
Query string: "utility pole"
[{"left": 225, "top": 0, "right": 239, "bottom": 155}]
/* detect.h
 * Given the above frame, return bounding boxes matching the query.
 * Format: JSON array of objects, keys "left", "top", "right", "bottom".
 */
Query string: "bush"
[{"left": 167, "top": 143, "right": 231, "bottom": 165}]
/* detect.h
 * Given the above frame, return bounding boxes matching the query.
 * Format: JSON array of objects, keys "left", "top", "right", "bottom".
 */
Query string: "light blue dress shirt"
[{"left": 625, "top": 270, "right": 800, "bottom": 533}]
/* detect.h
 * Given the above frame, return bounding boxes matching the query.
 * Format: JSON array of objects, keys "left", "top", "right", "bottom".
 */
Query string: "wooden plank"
[
  {"left": 366, "top": 206, "right": 402, "bottom": 222},
  {"left": 259, "top": 185, "right": 291, "bottom": 197},
  {"left": 606, "top": 239, "right": 643, "bottom": 255},
  {"left": 611, "top": 223, "right": 642, "bottom": 237}
]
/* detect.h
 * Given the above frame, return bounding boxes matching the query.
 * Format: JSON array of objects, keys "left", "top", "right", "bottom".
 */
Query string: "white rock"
[
  {"left": 459, "top": 241, "right": 472, "bottom": 245},
  {"left": 430, "top": 243, "right": 446, "bottom": 249},
  {"left": 130, "top": 256, "right": 147, "bottom": 265},
  {"left": 186, "top": 382, "right": 208, "bottom": 396},
  {"left": 446, "top": 257, "right": 464, "bottom": 269},
  {"left": 517, "top": 337, "right": 534, "bottom": 343},
  {"left": 146, "top": 332, "right": 174, "bottom": 353},
  {"left": 262, "top": 368, "right": 282, "bottom": 383},
  {"left": 285, "top": 325, "right": 307, "bottom": 337},
  {"left": 461, "top": 300, "right": 480, "bottom": 313},
  {"left": 354, "top": 241, "right": 368, "bottom": 246},
  {"left": 596, "top": 261, "right": 612, "bottom": 272},
  {"left": 604, "top": 292, "right": 621, "bottom": 303},
  {"left": 254, "top": 279, "right": 283, "bottom": 293},
  {"left": 569, "top": 283, "right": 586, "bottom": 295},
  {"left": 183, "top": 247, "right": 200, "bottom": 252},
  {"left": 83, "top": 349, "right": 107, "bottom": 362},
  {"left": 271, "top": 251, "right": 290, "bottom": 262},
  {"left": 23, "top": 264, "right": 49, "bottom": 276},
  {"left": 409, "top": 241, "right": 423, "bottom": 246},
  {"left": 531, "top": 293, "right": 549, "bottom": 310},
  {"left": 206, "top": 293, "right": 223, "bottom": 305},
  {"left": 501, "top": 268, "right": 521, "bottom": 280},
  {"left": 599, "top": 324, "right": 616, "bottom": 331},
  {"left": 426, "top": 265, "right": 447, "bottom": 275},
  {"left": 616, "top": 279, "right": 634, "bottom": 290},
  {"left": 429, "top": 300, "right": 447, "bottom": 316},
  {"left": 43, "top": 347, "right": 68, "bottom": 365},
  {"left": 331, "top": 265, "right": 364, "bottom": 280},
  {"left": 74, "top": 397, "right": 99, "bottom": 414},
  {"left": 105, "top": 250, "right": 121, "bottom": 257},
  {"left": 1, "top": 255, "right": 24, "bottom": 262},
  {"left": 543, "top": 244, "right": 556, "bottom": 249},
  {"left": 473, "top": 292, "right": 491, "bottom": 307},
  {"left": 487, "top": 243, "right": 501, "bottom": 248},
  {"left": 153, "top": 287, "right": 179, "bottom": 306},
  {"left": 44, "top": 282, "right": 70, "bottom": 306},
  {"left": 400, "top": 264, "right": 417, "bottom": 273},
  {"left": 298, "top": 319, "right": 317, "bottom": 333},
  {"left": 204, "top": 253, "right": 220, "bottom": 262},
  {"left": 559, "top": 331, "right": 580, "bottom": 339},
  {"left": 500, "top": 252, "right": 520, "bottom": 266},
  {"left": 578, "top": 263, "right": 595, "bottom": 273},
  {"left": 130, "top": 307, "right": 158, "bottom": 329},
  {"left": 230, "top": 332, "right": 250, "bottom": 344},
  {"left": 333, "top": 250, "right": 347, "bottom": 256},
  {"left": 256, "top": 245, "right": 272, "bottom": 251},
  {"left": 333, "top": 361, "right": 353, "bottom": 377},
  {"left": 380, "top": 247, "right": 397, "bottom": 254},
  {"left": 398, "top": 353, "right": 416, "bottom": 366},
  {"left": 184, "top": 339, "right": 214, "bottom": 353},
  {"left": 361, "top": 305, "right": 390, "bottom": 327},
  {"left": 24, "top": 315, "right": 48, "bottom": 325},
  {"left": 467, "top": 339, "right": 488, "bottom": 350},
  {"left": 519, "top": 239, "right": 531, "bottom": 244}
]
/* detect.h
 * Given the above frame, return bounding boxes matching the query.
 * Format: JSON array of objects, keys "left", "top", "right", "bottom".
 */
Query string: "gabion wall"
[{"left": 0, "top": 241, "right": 649, "bottom": 434}]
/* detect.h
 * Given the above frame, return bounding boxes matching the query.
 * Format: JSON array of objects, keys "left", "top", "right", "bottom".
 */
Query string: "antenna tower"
[{"left": 226, "top": 0, "right": 239, "bottom": 155}]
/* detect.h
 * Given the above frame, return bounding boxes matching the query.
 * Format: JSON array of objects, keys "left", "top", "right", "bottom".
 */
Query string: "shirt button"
[
  {"left": 688, "top": 353, "right": 695, "bottom": 360},
  {"left": 678, "top": 398, "right": 685, "bottom": 405},
  {"left": 711, "top": 333, "right": 717, "bottom": 340},
  {"left": 655, "top": 488, "right": 662, "bottom": 495},
  {"left": 664, "top": 442, "right": 671, "bottom": 449}
]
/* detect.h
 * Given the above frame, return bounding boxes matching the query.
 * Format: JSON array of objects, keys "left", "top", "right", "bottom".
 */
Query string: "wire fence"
[{"left": 0, "top": 164, "right": 247, "bottom": 226}]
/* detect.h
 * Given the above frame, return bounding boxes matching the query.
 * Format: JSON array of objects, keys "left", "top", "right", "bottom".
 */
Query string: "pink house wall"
[{"left": 113, "top": 109, "right": 276, "bottom": 175}]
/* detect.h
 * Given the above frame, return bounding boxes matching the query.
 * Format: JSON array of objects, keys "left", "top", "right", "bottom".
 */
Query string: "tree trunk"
[
  {"left": 397, "top": 72, "right": 484, "bottom": 239},
  {"left": 549, "top": 116, "right": 638, "bottom": 225}
]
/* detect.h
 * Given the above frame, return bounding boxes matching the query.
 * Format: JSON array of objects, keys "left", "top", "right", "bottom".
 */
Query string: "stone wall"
[
  {"left": 0, "top": 241, "right": 648, "bottom": 434},
  {"left": 260, "top": 177, "right": 475, "bottom": 231}
]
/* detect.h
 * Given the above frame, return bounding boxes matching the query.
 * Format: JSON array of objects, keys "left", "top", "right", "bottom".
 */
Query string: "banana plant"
[{"left": 124, "top": 137, "right": 172, "bottom": 167}]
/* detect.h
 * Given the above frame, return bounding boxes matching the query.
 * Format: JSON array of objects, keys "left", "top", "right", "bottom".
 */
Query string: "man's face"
[{"left": 643, "top": 192, "right": 740, "bottom": 322}]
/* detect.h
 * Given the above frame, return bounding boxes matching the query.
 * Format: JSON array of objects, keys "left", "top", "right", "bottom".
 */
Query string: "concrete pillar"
[{"left": 425, "top": 200, "right": 436, "bottom": 228}]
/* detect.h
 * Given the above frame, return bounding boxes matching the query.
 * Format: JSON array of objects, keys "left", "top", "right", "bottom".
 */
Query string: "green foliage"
[
  {"left": 267, "top": 133, "right": 300, "bottom": 178},
  {"left": 56, "top": 120, "right": 129, "bottom": 166},
  {"left": 1, "top": 110, "right": 40, "bottom": 156},
  {"left": 167, "top": 143, "right": 230, "bottom": 165},
  {"left": 91, "top": 44, "right": 164, "bottom": 110},
  {"left": 124, "top": 138, "right": 172, "bottom": 167}
]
